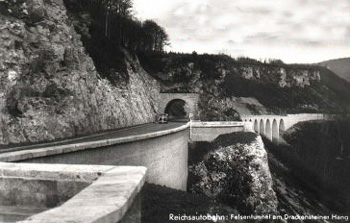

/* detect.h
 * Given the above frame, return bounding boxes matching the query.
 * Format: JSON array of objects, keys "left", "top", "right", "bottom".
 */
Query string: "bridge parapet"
[
  {"left": 191, "top": 121, "right": 246, "bottom": 127},
  {"left": 190, "top": 121, "right": 250, "bottom": 142}
]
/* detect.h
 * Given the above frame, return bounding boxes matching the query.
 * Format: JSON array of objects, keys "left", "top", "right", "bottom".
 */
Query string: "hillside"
[
  {"left": 319, "top": 58, "right": 350, "bottom": 83},
  {"left": 139, "top": 52, "right": 350, "bottom": 118}
]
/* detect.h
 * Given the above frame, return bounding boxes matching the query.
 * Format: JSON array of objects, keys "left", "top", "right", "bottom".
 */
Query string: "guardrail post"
[
  {"left": 189, "top": 113, "right": 193, "bottom": 140},
  {"left": 189, "top": 120, "right": 193, "bottom": 140}
]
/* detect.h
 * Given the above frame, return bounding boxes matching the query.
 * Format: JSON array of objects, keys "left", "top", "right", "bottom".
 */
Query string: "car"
[{"left": 157, "top": 113, "right": 168, "bottom": 124}]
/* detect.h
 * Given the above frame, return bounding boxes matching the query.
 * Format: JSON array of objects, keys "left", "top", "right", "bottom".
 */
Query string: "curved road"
[{"left": 0, "top": 122, "right": 186, "bottom": 154}]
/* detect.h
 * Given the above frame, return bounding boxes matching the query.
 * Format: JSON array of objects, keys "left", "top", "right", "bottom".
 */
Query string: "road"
[{"left": 0, "top": 122, "right": 186, "bottom": 154}]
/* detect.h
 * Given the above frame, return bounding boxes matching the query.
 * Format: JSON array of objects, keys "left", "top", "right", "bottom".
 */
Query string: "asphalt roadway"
[{"left": 0, "top": 122, "right": 186, "bottom": 154}]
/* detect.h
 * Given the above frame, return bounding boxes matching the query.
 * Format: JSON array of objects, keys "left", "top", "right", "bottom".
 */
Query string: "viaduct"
[
  {"left": 0, "top": 92, "right": 329, "bottom": 223},
  {"left": 241, "top": 114, "right": 326, "bottom": 143}
]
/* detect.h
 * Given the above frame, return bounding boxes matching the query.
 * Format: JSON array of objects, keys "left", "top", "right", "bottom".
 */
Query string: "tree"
[
  {"left": 64, "top": 0, "right": 169, "bottom": 52},
  {"left": 143, "top": 20, "right": 169, "bottom": 52}
]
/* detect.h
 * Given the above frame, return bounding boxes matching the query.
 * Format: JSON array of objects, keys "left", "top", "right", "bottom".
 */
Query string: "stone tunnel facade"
[
  {"left": 159, "top": 93, "right": 200, "bottom": 119},
  {"left": 241, "top": 113, "right": 325, "bottom": 142}
]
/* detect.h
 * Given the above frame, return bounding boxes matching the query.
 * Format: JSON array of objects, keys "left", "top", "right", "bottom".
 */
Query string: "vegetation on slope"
[
  {"left": 264, "top": 118, "right": 350, "bottom": 217},
  {"left": 267, "top": 152, "right": 336, "bottom": 223}
]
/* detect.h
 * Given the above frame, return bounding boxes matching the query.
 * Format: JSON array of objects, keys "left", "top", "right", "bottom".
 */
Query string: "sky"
[{"left": 133, "top": 0, "right": 350, "bottom": 64}]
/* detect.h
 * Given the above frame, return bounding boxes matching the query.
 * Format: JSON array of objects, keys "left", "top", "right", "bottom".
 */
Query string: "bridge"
[
  {"left": 0, "top": 112, "right": 328, "bottom": 223},
  {"left": 241, "top": 113, "right": 326, "bottom": 142}
]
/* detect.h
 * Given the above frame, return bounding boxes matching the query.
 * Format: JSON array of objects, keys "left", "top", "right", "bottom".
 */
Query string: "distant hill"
[{"left": 319, "top": 58, "right": 350, "bottom": 83}]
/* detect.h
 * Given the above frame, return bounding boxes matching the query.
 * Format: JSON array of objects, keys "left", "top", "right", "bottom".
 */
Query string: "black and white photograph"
[{"left": 0, "top": 0, "right": 350, "bottom": 222}]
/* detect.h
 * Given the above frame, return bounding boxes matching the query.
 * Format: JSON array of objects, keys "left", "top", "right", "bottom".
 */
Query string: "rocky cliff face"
[
  {"left": 239, "top": 65, "right": 321, "bottom": 88},
  {"left": 0, "top": 0, "right": 160, "bottom": 145},
  {"left": 188, "top": 132, "right": 278, "bottom": 215}
]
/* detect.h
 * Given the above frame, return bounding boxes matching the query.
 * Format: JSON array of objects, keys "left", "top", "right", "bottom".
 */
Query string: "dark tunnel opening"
[{"left": 164, "top": 99, "right": 187, "bottom": 120}]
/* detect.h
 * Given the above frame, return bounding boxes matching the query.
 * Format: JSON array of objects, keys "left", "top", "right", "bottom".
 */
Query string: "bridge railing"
[
  {"left": 189, "top": 120, "right": 253, "bottom": 142},
  {"left": 190, "top": 121, "right": 246, "bottom": 127}
]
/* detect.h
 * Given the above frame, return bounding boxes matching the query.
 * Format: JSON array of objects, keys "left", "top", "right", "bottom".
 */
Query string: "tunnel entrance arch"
[
  {"left": 159, "top": 93, "right": 199, "bottom": 120},
  {"left": 164, "top": 99, "right": 188, "bottom": 120}
]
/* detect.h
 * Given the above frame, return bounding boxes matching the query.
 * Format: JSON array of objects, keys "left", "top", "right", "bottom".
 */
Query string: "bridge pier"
[{"left": 265, "top": 120, "right": 272, "bottom": 141}]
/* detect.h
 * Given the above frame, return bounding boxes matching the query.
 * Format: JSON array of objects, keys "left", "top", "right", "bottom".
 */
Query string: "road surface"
[{"left": 0, "top": 122, "right": 186, "bottom": 154}]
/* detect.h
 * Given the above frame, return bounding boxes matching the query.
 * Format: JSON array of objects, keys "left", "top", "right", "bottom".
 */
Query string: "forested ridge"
[
  {"left": 62, "top": 0, "right": 169, "bottom": 86},
  {"left": 64, "top": 0, "right": 169, "bottom": 52}
]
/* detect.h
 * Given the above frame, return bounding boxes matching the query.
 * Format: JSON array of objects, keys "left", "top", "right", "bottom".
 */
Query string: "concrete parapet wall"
[
  {"left": 190, "top": 121, "right": 248, "bottom": 142},
  {"left": 191, "top": 121, "right": 245, "bottom": 127},
  {"left": 0, "top": 124, "right": 190, "bottom": 191},
  {"left": 0, "top": 163, "right": 146, "bottom": 223}
]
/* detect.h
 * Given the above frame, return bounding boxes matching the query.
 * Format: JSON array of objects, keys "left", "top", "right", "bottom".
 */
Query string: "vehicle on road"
[{"left": 157, "top": 113, "right": 168, "bottom": 124}]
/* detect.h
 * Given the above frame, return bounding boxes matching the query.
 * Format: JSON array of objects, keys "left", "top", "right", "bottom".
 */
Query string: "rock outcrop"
[
  {"left": 189, "top": 132, "right": 278, "bottom": 215},
  {"left": 239, "top": 65, "right": 321, "bottom": 88},
  {"left": 0, "top": 0, "right": 160, "bottom": 145}
]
